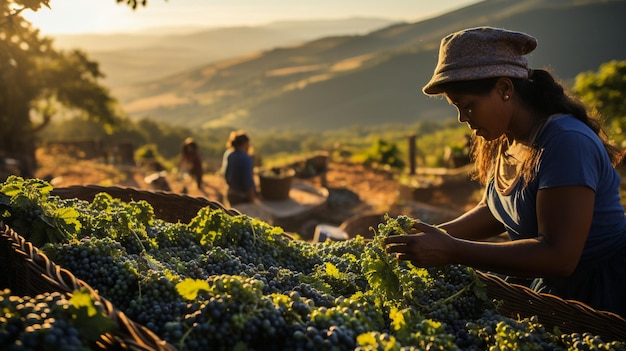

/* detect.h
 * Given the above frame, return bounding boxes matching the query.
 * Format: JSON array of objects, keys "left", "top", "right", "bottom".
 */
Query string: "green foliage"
[
  {"left": 69, "top": 288, "right": 118, "bottom": 341},
  {"left": 135, "top": 144, "right": 158, "bottom": 159},
  {"left": 0, "top": 176, "right": 80, "bottom": 246},
  {"left": 361, "top": 215, "right": 426, "bottom": 308},
  {"left": 353, "top": 138, "right": 406, "bottom": 170},
  {"left": 1, "top": 0, "right": 127, "bottom": 177},
  {"left": 39, "top": 116, "right": 240, "bottom": 173},
  {"left": 38, "top": 112, "right": 470, "bottom": 177},
  {"left": 42, "top": 50, "right": 121, "bottom": 130},
  {"left": 134, "top": 143, "right": 173, "bottom": 170},
  {"left": 86, "top": 191, "right": 158, "bottom": 256},
  {"left": 573, "top": 60, "right": 626, "bottom": 146},
  {"left": 361, "top": 242, "right": 402, "bottom": 304}
]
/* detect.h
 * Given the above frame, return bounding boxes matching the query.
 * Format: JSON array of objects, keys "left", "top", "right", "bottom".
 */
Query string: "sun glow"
[
  {"left": 21, "top": 0, "right": 481, "bottom": 36},
  {"left": 22, "top": 1, "right": 140, "bottom": 34}
]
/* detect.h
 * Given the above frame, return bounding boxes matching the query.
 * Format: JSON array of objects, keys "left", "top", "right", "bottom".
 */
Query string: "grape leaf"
[
  {"left": 70, "top": 288, "right": 98, "bottom": 317},
  {"left": 325, "top": 262, "right": 340, "bottom": 279},
  {"left": 68, "top": 288, "right": 117, "bottom": 342},
  {"left": 356, "top": 332, "right": 378, "bottom": 346},
  {"left": 362, "top": 245, "right": 401, "bottom": 304},
  {"left": 176, "top": 278, "right": 210, "bottom": 300}
]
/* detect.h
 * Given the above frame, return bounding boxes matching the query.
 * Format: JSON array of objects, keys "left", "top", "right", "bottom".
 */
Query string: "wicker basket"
[
  {"left": 338, "top": 212, "right": 386, "bottom": 240},
  {"left": 51, "top": 185, "right": 240, "bottom": 223},
  {"left": 19, "top": 185, "right": 626, "bottom": 344},
  {"left": 0, "top": 222, "right": 177, "bottom": 351},
  {"left": 259, "top": 168, "right": 296, "bottom": 201},
  {"left": 475, "top": 270, "right": 626, "bottom": 342}
]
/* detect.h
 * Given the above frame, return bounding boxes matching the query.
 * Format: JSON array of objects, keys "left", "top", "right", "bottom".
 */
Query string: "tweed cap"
[{"left": 422, "top": 27, "right": 537, "bottom": 95}]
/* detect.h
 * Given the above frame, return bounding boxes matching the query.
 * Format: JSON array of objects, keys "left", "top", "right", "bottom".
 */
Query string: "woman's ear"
[{"left": 495, "top": 77, "right": 514, "bottom": 101}]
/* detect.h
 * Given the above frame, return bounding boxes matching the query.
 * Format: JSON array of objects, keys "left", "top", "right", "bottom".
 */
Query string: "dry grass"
[{"left": 34, "top": 149, "right": 134, "bottom": 187}]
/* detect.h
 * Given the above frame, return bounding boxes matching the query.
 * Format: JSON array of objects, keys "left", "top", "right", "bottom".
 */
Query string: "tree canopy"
[
  {"left": 573, "top": 60, "right": 626, "bottom": 146},
  {"left": 0, "top": 0, "right": 145, "bottom": 176}
]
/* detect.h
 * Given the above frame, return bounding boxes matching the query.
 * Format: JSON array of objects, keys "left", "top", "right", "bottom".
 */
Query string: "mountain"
[
  {"left": 111, "top": 0, "right": 626, "bottom": 133},
  {"left": 51, "top": 18, "right": 399, "bottom": 88}
]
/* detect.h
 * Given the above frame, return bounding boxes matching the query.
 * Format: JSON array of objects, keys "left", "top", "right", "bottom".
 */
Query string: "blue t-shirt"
[
  {"left": 487, "top": 114, "right": 626, "bottom": 261},
  {"left": 486, "top": 114, "right": 626, "bottom": 315},
  {"left": 225, "top": 150, "right": 256, "bottom": 193}
]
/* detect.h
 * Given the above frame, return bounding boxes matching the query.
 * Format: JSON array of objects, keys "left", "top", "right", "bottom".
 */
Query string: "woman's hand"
[{"left": 383, "top": 221, "right": 458, "bottom": 267}]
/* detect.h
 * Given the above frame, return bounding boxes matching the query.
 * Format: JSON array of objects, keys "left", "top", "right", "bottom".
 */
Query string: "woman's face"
[
  {"left": 239, "top": 140, "right": 250, "bottom": 153},
  {"left": 444, "top": 87, "right": 511, "bottom": 141}
]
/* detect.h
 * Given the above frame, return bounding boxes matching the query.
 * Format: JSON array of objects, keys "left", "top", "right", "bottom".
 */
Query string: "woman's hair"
[
  {"left": 182, "top": 137, "right": 197, "bottom": 152},
  {"left": 227, "top": 130, "right": 250, "bottom": 149},
  {"left": 439, "top": 69, "right": 624, "bottom": 186}
]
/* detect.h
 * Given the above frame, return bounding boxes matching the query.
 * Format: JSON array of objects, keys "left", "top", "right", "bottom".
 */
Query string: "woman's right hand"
[{"left": 383, "top": 221, "right": 459, "bottom": 268}]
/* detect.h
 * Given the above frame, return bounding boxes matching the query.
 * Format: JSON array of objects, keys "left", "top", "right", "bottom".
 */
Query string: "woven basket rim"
[
  {"left": 0, "top": 222, "right": 177, "bottom": 351},
  {"left": 476, "top": 270, "right": 626, "bottom": 342},
  {"left": 51, "top": 184, "right": 241, "bottom": 222}
]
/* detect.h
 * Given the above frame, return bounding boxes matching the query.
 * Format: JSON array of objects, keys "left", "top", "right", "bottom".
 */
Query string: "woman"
[
  {"left": 384, "top": 27, "right": 626, "bottom": 316},
  {"left": 223, "top": 131, "right": 257, "bottom": 206},
  {"left": 179, "top": 137, "right": 204, "bottom": 189}
]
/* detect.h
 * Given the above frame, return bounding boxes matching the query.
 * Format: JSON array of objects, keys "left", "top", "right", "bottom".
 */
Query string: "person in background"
[
  {"left": 179, "top": 137, "right": 204, "bottom": 190},
  {"left": 384, "top": 27, "right": 626, "bottom": 316},
  {"left": 223, "top": 130, "right": 257, "bottom": 206},
  {"left": 219, "top": 131, "right": 237, "bottom": 177}
]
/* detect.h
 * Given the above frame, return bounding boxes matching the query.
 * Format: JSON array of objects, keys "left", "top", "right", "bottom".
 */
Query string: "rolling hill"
[
  {"left": 52, "top": 18, "right": 398, "bottom": 88},
  {"left": 111, "top": 0, "right": 626, "bottom": 133}
]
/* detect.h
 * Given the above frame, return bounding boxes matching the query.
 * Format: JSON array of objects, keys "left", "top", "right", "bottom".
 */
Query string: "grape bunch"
[
  {"left": 171, "top": 275, "right": 292, "bottom": 351},
  {"left": 3, "top": 176, "right": 626, "bottom": 351},
  {"left": 0, "top": 288, "right": 116, "bottom": 351},
  {"left": 42, "top": 236, "right": 140, "bottom": 310},
  {"left": 560, "top": 332, "right": 626, "bottom": 351},
  {"left": 252, "top": 265, "right": 302, "bottom": 295},
  {"left": 0, "top": 176, "right": 78, "bottom": 246},
  {"left": 125, "top": 270, "right": 188, "bottom": 335},
  {"left": 187, "top": 208, "right": 322, "bottom": 274}
]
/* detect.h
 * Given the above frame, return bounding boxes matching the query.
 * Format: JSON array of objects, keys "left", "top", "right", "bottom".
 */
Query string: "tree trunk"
[{"left": 0, "top": 69, "right": 37, "bottom": 178}]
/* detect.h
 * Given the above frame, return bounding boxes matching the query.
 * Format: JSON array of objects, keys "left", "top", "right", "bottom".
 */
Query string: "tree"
[
  {"left": 362, "top": 138, "right": 405, "bottom": 170},
  {"left": 0, "top": 0, "right": 149, "bottom": 177},
  {"left": 572, "top": 60, "right": 626, "bottom": 146}
]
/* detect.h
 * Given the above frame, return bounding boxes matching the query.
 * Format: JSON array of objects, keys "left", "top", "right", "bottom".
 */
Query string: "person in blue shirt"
[
  {"left": 223, "top": 131, "right": 257, "bottom": 206},
  {"left": 384, "top": 27, "right": 626, "bottom": 316}
]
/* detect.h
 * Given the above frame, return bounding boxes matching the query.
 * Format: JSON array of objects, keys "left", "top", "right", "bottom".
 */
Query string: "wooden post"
[{"left": 408, "top": 134, "right": 416, "bottom": 175}]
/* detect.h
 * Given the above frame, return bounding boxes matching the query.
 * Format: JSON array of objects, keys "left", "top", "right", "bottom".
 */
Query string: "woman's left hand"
[{"left": 383, "top": 221, "right": 458, "bottom": 267}]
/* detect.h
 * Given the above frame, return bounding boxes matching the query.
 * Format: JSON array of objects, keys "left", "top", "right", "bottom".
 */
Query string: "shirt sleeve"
[{"left": 536, "top": 130, "right": 603, "bottom": 191}]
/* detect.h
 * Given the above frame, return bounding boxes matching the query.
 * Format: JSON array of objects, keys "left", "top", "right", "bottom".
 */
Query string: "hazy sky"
[{"left": 24, "top": 0, "right": 482, "bottom": 35}]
